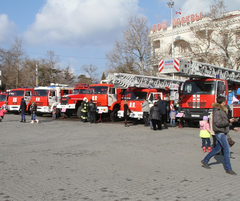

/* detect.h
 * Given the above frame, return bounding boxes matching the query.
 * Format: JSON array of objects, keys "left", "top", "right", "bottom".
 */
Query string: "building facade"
[{"left": 149, "top": 10, "right": 240, "bottom": 73}]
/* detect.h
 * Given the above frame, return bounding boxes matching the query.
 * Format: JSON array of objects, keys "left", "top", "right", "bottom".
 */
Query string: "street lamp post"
[{"left": 167, "top": 0, "right": 174, "bottom": 59}]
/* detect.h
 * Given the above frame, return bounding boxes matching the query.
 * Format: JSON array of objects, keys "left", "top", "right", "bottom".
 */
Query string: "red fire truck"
[
  {"left": 57, "top": 83, "right": 88, "bottom": 118},
  {"left": 109, "top": 73, "right": 184, "bottom": 120},
  {"left": 85, "top": 83, "right": 123, "bottom": 121},
  {"left": 7, "top": 88, "right": 34, "bottom": 113},
  {"left": 0, "top": 92, "right": 8, "bottom": 108},
  {"left": 159, "top": 58, "right": 240, "bottom": 126},
  {"left": 31, "top": 83, "right": 73, "bottom": 116}
]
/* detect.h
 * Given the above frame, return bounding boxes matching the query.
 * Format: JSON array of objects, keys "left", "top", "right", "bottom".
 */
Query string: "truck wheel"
[
  {"left": 77, "top": 106, "right": 82, "bottom": 119},
  {"left": 110, "top": 108, "right": 119, "bottom": 122}
]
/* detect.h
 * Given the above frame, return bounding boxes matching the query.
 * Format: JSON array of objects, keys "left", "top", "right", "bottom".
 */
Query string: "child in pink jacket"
[
  {"left": 199, "top": 116, "right": 211, "bottom": 152},
  {"left": 0, "top": 106, "right": 7, "bottom": 122}
]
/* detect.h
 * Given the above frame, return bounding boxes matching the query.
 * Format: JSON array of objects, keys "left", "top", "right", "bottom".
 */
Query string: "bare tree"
[
  {"left": 81, "top": 64, "right": 99, "bottom": 83},
  {"left": 0, "top": 38, "right": 26, "bottom": 89},
  {"left": 106, "top": 15, "right": 151, "bottom": 75},
  {"left": 189, "top": 0, "right": 240, "bottom": 69}
]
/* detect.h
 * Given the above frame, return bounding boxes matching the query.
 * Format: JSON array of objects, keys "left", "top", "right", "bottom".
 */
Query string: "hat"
[{"left": 203, "top": 116, "right": 208, "bottom": 121}]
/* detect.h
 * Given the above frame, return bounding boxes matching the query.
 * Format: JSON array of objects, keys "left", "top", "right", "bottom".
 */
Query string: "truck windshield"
[
  {"left": 87, "top": 87, "right": 108, "bottom": 94},
  {"left": 9, "top": 90, "right": 24, "bottom": 96},
  {"left": 123, "top": 91, "right": 147, "bottom": 100},
  {"left": 73, "top": 89, "right": 87, "bottom": 94},
  {"left": 183, "top": 81, "right": 216, "bottom": 95},
  {"left": 32, "top": 90, "right": 48, "bottom": 96},
  {"left": 0, "top": 94, "right": 7, "bottom": 101}
]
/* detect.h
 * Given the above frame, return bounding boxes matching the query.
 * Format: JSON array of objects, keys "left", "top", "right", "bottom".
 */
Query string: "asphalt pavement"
[{"left": 1, "top": 114, "right": 240, "bottom": 201}]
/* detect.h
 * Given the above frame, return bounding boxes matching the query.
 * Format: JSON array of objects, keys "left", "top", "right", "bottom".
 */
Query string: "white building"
[{"left": 149, "top": 10, "right": 240, "bottom": 72}]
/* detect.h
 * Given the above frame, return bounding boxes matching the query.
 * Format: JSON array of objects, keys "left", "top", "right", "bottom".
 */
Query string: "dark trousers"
[
  {"left": 89, "top": 111, "right": 96, "bottom": 123},
  {"left": 161, "top": 114, "right": 168, "bottom": 128},
  {"left": 143, "top": 112, "right": 149, "bottom": 126},
  {"left": 152, "top": 119, "right": 162, "bottom": 130}
]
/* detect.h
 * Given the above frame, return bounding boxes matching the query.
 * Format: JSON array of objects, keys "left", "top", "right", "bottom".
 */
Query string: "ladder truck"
[
  {"left": 106, "top": 73, "right": 185, "bottom": 121},
  {"left": 159, "top": 58, "right": 240, "bottom": 126}
]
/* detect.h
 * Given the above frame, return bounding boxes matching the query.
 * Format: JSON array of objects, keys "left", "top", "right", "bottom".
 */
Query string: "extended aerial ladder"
[
  {"left": 106, "top": 72, "right": 185, "bottom": 89},
  {"left": 159, "top": 58, "right": 240, "bottom": 83}
]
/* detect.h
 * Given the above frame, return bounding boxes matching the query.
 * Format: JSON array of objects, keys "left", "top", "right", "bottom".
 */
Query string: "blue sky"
[{"left": 0, "top": 0, "right": 239, "bottom": 80}]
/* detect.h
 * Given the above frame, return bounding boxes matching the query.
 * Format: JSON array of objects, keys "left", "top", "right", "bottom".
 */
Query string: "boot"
[
  {"left": 36, "top": 119, "right": 39, "bottom": 123},
  {"left": 23, "top": 119, "right": 26, "bottom": 123},
  {"left": 208, "top": 147, "right": 212, "bottom": 152},
  {"left": 202, "top": 147, "right": 206, "bottom": 152},
  {"left": 20, "top": 119, "right": 23, "bottom": 122}
]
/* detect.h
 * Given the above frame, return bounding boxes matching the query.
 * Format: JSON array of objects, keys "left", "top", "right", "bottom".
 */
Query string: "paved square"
[{"left": 1, "top": 114, "right": 240, "bottom": 201}]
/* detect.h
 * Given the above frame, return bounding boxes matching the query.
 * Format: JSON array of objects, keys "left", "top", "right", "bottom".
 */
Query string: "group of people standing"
[
  {"left": 80, "top": 97, "right": 97, "bottom": 123},
  {"left": 19, "top": 98, "right": 39, "bottom": 123},
  {"left": 140, "top": 96, "right": 169, "bottom": 130}
]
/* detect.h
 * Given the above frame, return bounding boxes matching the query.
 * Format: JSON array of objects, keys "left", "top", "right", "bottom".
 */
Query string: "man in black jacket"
[
  {"left": 157, "top": 96, "right": 168, "bottom": 129},
  {"left": 20, "top": 98, "right": 26, "bottom": 123}
]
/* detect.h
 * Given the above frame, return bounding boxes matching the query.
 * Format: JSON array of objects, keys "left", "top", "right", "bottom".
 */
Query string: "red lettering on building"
[
  {"left": 162, "top": 21, "right": 167, "bottom": 29},
  {"left": 152, "top": 12, "right": 202, "bottom": 31}
]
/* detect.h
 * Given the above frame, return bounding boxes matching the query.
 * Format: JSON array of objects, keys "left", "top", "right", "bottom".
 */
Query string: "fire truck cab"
[
  {"left": 57, "top": 83, "right": 88, "bottom": 118},
  {"left": 0, "top": 92, "right": 8, "bottom": 108},
  {"left": 7, "top": 88, "right": 33, "bottom": 113},
  {"left": 31, "top": 84, "right": 73, "bottom": 116},
  {"left": 117, "top": 87, "right": 172, "bottom": 120},
  {"left": 85, "top": 83, "right": 123, "bottom": 121}
]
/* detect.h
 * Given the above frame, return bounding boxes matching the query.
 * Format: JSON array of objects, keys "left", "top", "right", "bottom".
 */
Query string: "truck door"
[
  {"left": 108, "top": 87, "right": 117, "bottom": 107},
  {"left": 217, "top": 81, "right": 226, "bottom": 99},
  {"left": 148, "top": 92, "right": 163, "bottom": 107},
  {"left": 48, "top": 90, "right": 56, "bottom": 106},
  {"left": 24, "top": 90, "right": 32, "bottom": 107}
]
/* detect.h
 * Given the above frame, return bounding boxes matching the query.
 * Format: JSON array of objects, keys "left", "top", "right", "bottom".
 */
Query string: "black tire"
[
  {"left": 110, "top": 108, "right": 119, "bottom": 122},
  {"left": 77, "top": 106, "right": 82, "bottom": 119}
]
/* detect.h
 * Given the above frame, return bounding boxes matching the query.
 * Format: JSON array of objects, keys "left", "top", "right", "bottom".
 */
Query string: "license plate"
[{"left": 191, "top": 115, "right": 200, "bottom": 117}]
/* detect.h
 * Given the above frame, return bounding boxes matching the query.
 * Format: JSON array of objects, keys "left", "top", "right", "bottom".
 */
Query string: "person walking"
[
  {"left": 150, "top": 102, "right": 162, "bottom": 130},
  {"left": 199, "top": 116, "right": 211, "bottom": 153},
  {"left": 201, "top": 96, "right": 237, "bottom": 175},
  {"left": 30, "top": 101, "right": 39, "bottom": 123},
  {"left": 141, "top": 98, "right": 150, "bottom": 127},
  {"left": 157, "top": 96, "right": 168, "bottom": 129},
  {"left": 88, "top": 99, "right": 97, "bottom": 123},
  {"left": 19, "top": 98, "right": 27, "bottom": 123},
  {"left": 169, "top": 107, "right": 177, "bottom": 127},
  {"left": 124, "top": 100, "right": 131, "bottom": 127}
]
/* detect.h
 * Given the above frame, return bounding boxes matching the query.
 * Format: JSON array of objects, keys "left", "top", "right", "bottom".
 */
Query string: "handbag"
[{"left": 227, "top": 134, "right": 235, "bottom": 147}]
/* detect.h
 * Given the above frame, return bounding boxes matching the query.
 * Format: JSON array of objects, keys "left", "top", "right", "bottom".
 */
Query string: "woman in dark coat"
[
  {"left": 150, "top": 102, "right": 162, "bottom": 130},
  {"left": 124, "top": 100, "right": 131, "bottom": 127},
  {"left": 20, "top": 98, "right": 26, "bottom": 122}
]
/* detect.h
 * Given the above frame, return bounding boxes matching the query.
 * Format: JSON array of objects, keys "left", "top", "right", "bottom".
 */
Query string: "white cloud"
[
  {"left": 174, "top": 0, "right": 240, "bottom": 16},
  {"left": 0, "top": 14, "right": 17, "bottom": 43},
  {"left": 23, "top": 0, "right": 139, "bottom": 47}
]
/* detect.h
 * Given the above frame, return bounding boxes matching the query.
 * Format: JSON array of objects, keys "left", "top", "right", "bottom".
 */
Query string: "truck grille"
[{"left": 61, "top": 97, "right": 68, "bottom": 105}]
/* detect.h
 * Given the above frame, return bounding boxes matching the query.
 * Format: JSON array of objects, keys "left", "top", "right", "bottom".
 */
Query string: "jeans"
[
  {"left": 170, "top": 118, "right": 175, "bottom": 127},
  {"left": 203, "top": 133, "right": 232, "bottom": 171},
  {"left": 201, "top": 138, "right": 211, "bottom": 148},
  {"left": 21, "top": 113, "right": 26, "bottom": 120},
  {"left": 32, "top": 113, "right": 36, "bottom": 120}
]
